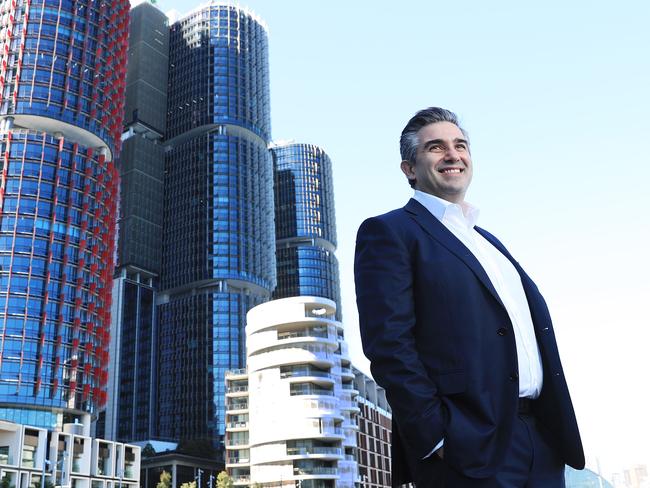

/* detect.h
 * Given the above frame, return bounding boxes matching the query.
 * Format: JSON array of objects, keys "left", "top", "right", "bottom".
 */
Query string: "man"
[{"left": 354, "top": 107, "right": 583, "bottom": 487}]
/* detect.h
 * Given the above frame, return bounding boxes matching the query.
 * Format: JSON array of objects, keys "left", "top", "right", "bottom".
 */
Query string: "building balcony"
[
  {"left": 225, "top": 457, "right": 250, "bottom": 467},
  {"left": 339, "top": 400, "right": 360, "bottom": 413},
  {"left": 339, "top": 366, "right": 354, "bottom": 379},
  {"left": 286, "top": 447, "right": 343, "bottom": 460},
  {"left": 226, "top": 442, "right": 250, "bottom": 450},
  {"left": 248, "top": 347, "right": 335, "bottom": 372},
  {"left": 340, "top": 383, "right": 359, "bottom": 395},
  {"left": 293, "top": 467, "right": 338, "bottom": 477},
  {"left": 226, "top": 422, "right": 249, "bottom": 432},
  {"left": 289, "top": 384, "right": 334, "bottom": 397},
  {"left": 226, "top": 368, "right": 248, "bottom": 379},
  {"left": 232, "top": 475, "right": 250, "bottom": 485},
  {"left": 226, "top": 385, "right": 249, "bottom": 397},
  {"left": 226, "top": 402, "right": 249, "bottom": 413},
  {"left": 281, "top": 368, "right": 334, "bottom": 383}
]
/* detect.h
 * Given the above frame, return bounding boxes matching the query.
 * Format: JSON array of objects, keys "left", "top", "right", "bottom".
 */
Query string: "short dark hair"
[{"left": 400, "top": 107, "right": 469, "bottom": 188}]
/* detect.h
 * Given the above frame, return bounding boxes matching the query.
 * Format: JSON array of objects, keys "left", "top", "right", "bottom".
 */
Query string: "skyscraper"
[
  {"left": 105, "top": 1, "right": 169, "bottom": 443},
  {"left": 271, "top": 143, "right": 341, "bottom": 320},
  {"left": 0, "top": 0, "right": 129, "bottom": 429},
  {"left": 157, "top": 4, "right": 275, "bottom": 453}
]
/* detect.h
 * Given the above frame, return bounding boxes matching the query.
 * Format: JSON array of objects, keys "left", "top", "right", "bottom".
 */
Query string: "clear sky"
[{"left": 144, "top": 0, "right": 649, "bottom": 480}]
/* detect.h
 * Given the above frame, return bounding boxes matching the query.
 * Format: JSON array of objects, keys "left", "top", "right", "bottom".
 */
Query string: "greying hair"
[{"left": 400, "top": 107, "right": 469, "bottom": 164}]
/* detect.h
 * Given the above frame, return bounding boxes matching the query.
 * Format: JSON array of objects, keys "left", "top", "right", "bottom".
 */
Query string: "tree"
[
  {"left": 142, "top": 443, "right": 156, "bottom": 458},
  {"left": 156, "top": 470, "right": 172, "bottom": 488},
  {"left": 216, "top": 471, "right": 233, "bottom": 488},
  {"left": 180, "top": 482, "right": 196, "bottom": 488}
]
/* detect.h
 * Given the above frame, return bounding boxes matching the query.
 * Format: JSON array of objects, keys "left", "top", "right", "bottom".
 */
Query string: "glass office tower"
[
  {"left": 104, "top": 1, "right": 169, "bottom": 443},
  {"left": 271, "top": 143, "right": 341, "bottom": 320},
  {"left": 0, "top": 0, "right": 129, "bottom": 430},
  {"left": 158, "top": 4, "right": 274, "bottom": 454}
]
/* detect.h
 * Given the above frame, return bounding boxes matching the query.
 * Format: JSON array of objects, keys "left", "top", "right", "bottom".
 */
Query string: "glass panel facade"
[
  {"left": 0, "top": 0, "right": 129, "bottom": 156},
  {"left": 158, "top": 5, "right": 273, "bottom": 456},
  {"left": 271, "top": 144, "right": 341, "bottom": 319},
  {"left": 0, "top": 0, "right": 129, "bottom": 421}
]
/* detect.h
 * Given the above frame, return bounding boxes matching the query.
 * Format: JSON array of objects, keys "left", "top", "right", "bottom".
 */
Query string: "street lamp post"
[{"left": 40, "top": 459, "right": 51, "bottom": 488}]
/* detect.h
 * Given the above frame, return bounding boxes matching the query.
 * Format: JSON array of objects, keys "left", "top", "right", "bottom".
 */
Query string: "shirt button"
[
  {"left": 509, "top": 373, "right": 519, "bottom": 382},
  {"left": 497, "top": 328, "right": 507, "bottom": 336}
]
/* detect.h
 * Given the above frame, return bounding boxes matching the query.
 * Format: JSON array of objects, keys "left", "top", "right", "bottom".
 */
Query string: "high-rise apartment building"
[
  {"left": 157, "top": 4, "right": 275, "bottom": 453},
  {"left": 104, "top": 0, "right": 169, "bottom": 444},
  {"left": 0, "top": 0, "right": 129, "bottom": 430},
  {"left": 225, "top": 296, "right": 358, "bottom": 488},
  {"left": 270, "top": 143, "right": 340, "bottom": 320}
]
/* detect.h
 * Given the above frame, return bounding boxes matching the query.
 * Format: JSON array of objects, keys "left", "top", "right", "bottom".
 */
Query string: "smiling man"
[{"left": 354, "top": 107, "right": 584, "bottom": 487}]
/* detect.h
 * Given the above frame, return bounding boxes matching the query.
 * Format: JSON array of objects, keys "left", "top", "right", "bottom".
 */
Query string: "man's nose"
[{"left": 445, "top": 146, "right": 461, "bottom": 162}]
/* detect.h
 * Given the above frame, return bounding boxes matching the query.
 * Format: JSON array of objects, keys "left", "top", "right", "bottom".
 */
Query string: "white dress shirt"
[{"left": 413, "top": 190, "right": 544, "bottom": 457}]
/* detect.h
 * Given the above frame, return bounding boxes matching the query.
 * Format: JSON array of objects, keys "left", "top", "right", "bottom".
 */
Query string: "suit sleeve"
[{"left": 354, "top": 216, "right": 447, "bottom": 459}]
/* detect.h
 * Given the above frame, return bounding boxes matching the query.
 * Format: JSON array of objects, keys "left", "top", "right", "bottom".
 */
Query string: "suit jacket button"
[
  {"left": 509, "top": 373, "right": 519, "bottom": 382},
  {"left": 497, "top": 327, "right": 507, "bottom": 336}
]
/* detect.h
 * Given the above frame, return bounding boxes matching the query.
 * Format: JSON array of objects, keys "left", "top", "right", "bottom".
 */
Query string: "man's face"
[{"left": 400, "top": 121, "right": 472, "bottom": 203}]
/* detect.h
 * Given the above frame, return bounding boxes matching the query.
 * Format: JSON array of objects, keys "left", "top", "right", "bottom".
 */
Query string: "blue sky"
[{"left": 145, "top": 0, "right": 649, "bottom": 479}]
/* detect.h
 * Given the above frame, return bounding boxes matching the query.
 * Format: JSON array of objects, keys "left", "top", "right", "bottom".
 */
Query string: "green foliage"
[
  {"left": 216, "top": 471, "right": 233, "bottom": 488},
  {"left": 180, "top": 482, "right": 196, "bottom": 488},
  {"left": 156, "top": 470, "right": 172, "bottom": 488},
  {"left": 0, "top": 476, "right": 14, "bottom": 488}
]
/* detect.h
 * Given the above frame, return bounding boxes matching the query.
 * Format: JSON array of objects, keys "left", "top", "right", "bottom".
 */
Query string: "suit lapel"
[{"left": 404, "top": 199, "right": 506, "bottom": 310}]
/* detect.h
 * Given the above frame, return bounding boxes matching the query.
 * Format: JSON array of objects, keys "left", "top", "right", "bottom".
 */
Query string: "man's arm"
[{"left": 354, "top": 216, "right": 448, "bottom": 459}]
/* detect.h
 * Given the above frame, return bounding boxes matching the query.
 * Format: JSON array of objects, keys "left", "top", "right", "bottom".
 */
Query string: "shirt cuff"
[{"left": 422, "top": 439, "right": 444, "bottom": 459}]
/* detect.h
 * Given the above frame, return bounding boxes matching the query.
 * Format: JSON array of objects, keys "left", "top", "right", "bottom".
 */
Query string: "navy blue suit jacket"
[{"left": 354, "top": 199, "right": 584, "bottom": 485}]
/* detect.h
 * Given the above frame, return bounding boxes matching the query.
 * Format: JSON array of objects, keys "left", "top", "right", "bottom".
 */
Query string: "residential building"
[
  {"left": 0, "top": 420, "right": 140, "bottom": 488},
  {"left": 156, "top": 3, "right": 275, "bottom": 456},
  {"left": 0, "top": 0, "right": 129, "bottom": 430},
  {"left": 104, "top": 0, "right": 169, "bottom": 444},
  {"left": 225, "top": 296, "right": 358, "bottom": 488},
  {"left": 270, "top": 143, "right": 340, "bottom": 320},
  {"left": 354, "top": 368, "right": 391, "bottom": 488}
]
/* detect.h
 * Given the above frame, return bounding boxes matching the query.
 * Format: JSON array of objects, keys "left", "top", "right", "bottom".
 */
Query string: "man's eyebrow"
[{"left": 421, "top": 138, "right": 469, "bottom": 150}]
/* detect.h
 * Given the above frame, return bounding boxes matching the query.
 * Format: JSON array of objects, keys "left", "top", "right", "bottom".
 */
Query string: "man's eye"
[
  {"left": 429, "top": 145, "right": 444, "bottom": 152},
  {"left": 456, "top": 144, "right": 467, "bottom": 151}
]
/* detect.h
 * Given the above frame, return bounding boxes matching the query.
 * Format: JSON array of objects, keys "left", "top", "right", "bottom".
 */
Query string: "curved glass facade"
[
  {"left": 159, "top": 5, "right": 274, "bottom": 453},
  {"left": 271, "top": 143, "right": 341, "bottom": 319},
  {"left": 0, "top": 0, "right": 129, "bottom": 156},
  {"left": 0, "top": 131, "right": 119, "bottom": 421},
  {"left": 0, "top": 0, "right": 128, "bottom": 426}
]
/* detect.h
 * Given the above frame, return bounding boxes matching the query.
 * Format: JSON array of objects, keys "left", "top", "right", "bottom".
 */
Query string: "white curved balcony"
[
  {"left": 246, "top": 297, "right": 339, "bottom": 336},
  {"left": 247, "top": 346, "right": 335, "bottom": 372},
  {"left": 285, "top": 446, "right": 344, "bottom": 461},
  {"left": 247, "top": 327, "right": 338, "bottom": 356}
]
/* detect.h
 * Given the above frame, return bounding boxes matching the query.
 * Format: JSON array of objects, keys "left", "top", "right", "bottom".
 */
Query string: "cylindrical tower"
[
  {"left": 225, "top": 297, "right": 358, "bottom": 488},
  {"left": 271, "top": 143, "right": 341, "bottom": 320},
  {"left": 158, "top": 3, "right": 274, "bottom": 453},
  {"left": 0, "top": 0, "right": 129, "bottom": 429}
]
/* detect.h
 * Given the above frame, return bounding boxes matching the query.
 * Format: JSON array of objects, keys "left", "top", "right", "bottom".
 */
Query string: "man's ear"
[{"left": 400, "top": 160, "right": 416, "bottom": 184}]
